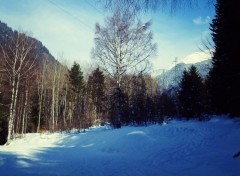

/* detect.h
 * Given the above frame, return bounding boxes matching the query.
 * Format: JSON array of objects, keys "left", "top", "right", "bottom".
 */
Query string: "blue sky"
[{"left": 0, "top": 0, "right": 215, "bottom": 72}]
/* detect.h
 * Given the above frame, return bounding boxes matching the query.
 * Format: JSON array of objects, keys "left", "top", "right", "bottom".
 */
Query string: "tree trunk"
[
  {"left": 37, "top": 74, "right": 44, "bottom": 132},
  {"left": 63, "top": 83, "right": 68, "bottom": 128},
  {"left": 21, "top": 85, "right": 29, "bottom": 136},
  {"left": 7, "top": 77, "right": 16, "bottom": 144},
  {"left": 51, "top": 65, "right": 57, "bottom": 132}
]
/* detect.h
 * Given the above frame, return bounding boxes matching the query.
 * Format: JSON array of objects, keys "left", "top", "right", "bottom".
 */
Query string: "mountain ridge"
[
  {"left": 157, "top": 58, "right": 212, "bottom": 90},
  {"left": 0, "top": 20, "right": 56, "bottom": 64}
]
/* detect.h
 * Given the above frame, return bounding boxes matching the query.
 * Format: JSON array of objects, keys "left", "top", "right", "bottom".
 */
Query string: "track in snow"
[{"left": 0, "top": 117, "right": 240, "bottom": 176}]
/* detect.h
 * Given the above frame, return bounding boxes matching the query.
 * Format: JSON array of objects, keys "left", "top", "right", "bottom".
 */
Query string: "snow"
[
  {"left": 181, "top": 51, "right": 212, "bottom": 64},
  {"left": 166, "top": 50, "right": 212, "bottom": 70},
  {"left": 1, "top": 117, "right": 240, "bottom": 176}
]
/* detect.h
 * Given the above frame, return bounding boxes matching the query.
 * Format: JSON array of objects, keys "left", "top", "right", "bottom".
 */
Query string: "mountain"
[
  {"left": 181, "top": 51, "right": 212, "bottom": 64},
  {"left": 157, "top": 53, "right": 212, "bottom": 90},
  {"left": 0, "top": 20, "right": 55, "bottom": 63}
]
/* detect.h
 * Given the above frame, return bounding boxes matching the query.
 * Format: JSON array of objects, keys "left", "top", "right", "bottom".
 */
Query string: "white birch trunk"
[
  {"left": 7, "top": 77, "right": 16, "bottom": 144},
  {"left": 37, "top": 62, "right": 46, "bottom": 132},
  {"left": 21, "top": 85, "right": 29, "bottom": 136},
  {"left": 55, "top": 67, "right": 61, "bottom": 129},
  {"left": 63, "top": 82, "right": 68, "bottom": 128},
  {"left": 51, "top": 65, "right": 57, "bottom": 132}
]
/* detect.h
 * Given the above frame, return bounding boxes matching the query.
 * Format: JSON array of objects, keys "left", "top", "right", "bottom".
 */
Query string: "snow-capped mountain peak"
[
  {"left": 181, "top": 51, "right": 212, "bottom": 64},
  {"left": 157, "top": 50, "right": 213, "bottom": 90}
]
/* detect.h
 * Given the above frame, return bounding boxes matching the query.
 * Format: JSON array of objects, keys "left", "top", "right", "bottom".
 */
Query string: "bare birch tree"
[
  {"left": 40, "top": 59, "right": 69, "bottom": 132},
  {"left": 92, "top": 10, "right": 156, "bottom": 126},
  {"left": 92, "top": 11, "right": 156, "bottom": 87},
  {"left": 37, "top": 58, "right": 47, "bottom": 132},
  {"left": 53, "top": 60, "right": 68, "bottom": 131},
  {"left": 0, "top": 30, "right": 37, "bottom": 144}
]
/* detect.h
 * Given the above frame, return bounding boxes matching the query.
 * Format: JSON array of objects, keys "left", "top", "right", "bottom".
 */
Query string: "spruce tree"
[
  {"left": 0, "top": 92, "right": 7, "bottom": 145},
  {"left": 178, "top": 66, "right": 205, "bottom": 119},
  {"left": 68, "top": 62, "right": 85, "bottom": 129},
  {"left": 68, "top": 62, "right": 84, "bottom": 94},
  {"left": 208, "top": 0, "right": 240, "bottom": 116},
  {"left": 131, "top": 74, "right": 147, "bottom": 124},
  {"left": 158, "top": 92, "right": 176, "bottom": 118},
  {"left": 87, "top": 67, "right": 105, "bottom": 119}
]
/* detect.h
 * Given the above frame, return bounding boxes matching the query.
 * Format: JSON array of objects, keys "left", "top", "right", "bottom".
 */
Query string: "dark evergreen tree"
[
  {"left": 0, "top": 92, "right": 8, "bottom": 145},
  {"left": 131, "top": 74, "right": 148, "bottom": 125},
  {"left": 158, "top": 92, "right": 176, "bottom": 118},
  {"left": 87, "top": 67, "right": 106, "bottom": 120},
  {"left": 68, "top": 62, "right": 84, "bottom": 94},
  {"left": 208, "top": 0, "right": 240, "bottom": 116},
  {"left": 178, "top": 66, "right": 205, "bottom": 119},
  {"left": 121, "top": 91, "right": 131, "bottom": 125},
  {"left": 68, "top": 62, "right": 85, "bottom": 129},
  {"left": 111, "top": 87, "right": 124, "bottom": 128}
]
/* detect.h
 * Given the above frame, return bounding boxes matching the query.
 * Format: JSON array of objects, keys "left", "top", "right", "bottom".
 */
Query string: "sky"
[{"left": 0, "top": 0, "right": 215, "bottom": 74}]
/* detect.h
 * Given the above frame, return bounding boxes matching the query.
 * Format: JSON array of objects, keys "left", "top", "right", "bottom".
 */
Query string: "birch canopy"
[
  {"left": 101, "top": 0, "right": 215, "bottom": 13},
  {"left": 92, "top": 11, "right": 157, "bottom": 87}
]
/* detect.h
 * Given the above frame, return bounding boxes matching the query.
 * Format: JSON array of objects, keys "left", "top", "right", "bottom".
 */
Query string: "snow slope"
[{"left": 0, "top": 117, "right": 240, "bottom": 176}]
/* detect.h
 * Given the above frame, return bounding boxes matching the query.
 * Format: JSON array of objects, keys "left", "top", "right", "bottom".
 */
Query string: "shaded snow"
[{"left": 0, "top": 117, "right": 240, "bottom": 176}]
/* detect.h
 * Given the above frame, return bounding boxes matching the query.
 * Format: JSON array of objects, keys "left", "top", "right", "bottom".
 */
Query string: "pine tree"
[
  {"left": 208, "top": 0, "right": 240, "bottom": 116},
  {"left": 178, "top": 66, "right": 205, "bottom": 119}
]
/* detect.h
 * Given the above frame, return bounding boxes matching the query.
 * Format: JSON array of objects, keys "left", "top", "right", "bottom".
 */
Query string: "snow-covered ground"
[{"left": 0, "top": 116, "right": 240, "bottom": 176}]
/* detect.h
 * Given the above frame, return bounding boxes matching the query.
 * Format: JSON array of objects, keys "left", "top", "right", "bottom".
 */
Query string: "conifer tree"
[
  {"left": 0, "top": 92, "right": 8, "bottom": 145},
  {"left": 130, "top": 74, "right": 147, "bottom": 124},
  {"left": 69, "top": 62, "right": 84, "bottom": 94},
  {"left": 68, "top": 62, "right": 85, "bottom": 129},
  {"left": 158, "top": 92, "right": 176, "bottom": 118},
  {"left": 208, "top": 0, "right": 240, "bottom": 116},
  {"left": 178, "top": 66, "right": 205, "bottom": 119},
  {"left": 87, "top": 67, "right": 105, "bottom": 120}
]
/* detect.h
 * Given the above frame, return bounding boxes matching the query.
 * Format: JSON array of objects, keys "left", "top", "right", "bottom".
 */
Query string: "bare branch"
[{"left": 92, "top": 10, "right": 156, "bottom": 89}]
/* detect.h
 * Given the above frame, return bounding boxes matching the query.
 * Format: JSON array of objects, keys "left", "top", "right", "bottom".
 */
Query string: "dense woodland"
[{"left": 0, "top": 0, "right": 239, "bottom": 145}]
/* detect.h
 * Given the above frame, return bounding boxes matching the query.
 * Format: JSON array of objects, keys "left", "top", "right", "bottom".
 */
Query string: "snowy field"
[{"left": 0, "top": 116, "right": 240, "bottom": 176}]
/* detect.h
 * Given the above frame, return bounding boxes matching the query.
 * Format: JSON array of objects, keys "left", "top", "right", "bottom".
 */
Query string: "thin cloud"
[{"left": 193, "top": 16, "right": 211, "bottom": 25}]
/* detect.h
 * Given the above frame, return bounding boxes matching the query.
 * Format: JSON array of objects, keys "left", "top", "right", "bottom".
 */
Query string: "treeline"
[
  {"left": 0, "top": 40, "right": 213, "bottom": 145},
  {"left": 0, "top": 30, "right": 207, "bottom": 145},
  {"left": 0, "top": 36, "right": 168, "bottom": 145},
  {"left": 1, "top": 0, "right": 240, "bottom": 145},
  {"left": 0, "top": 22, "right": 167, "bottom": 145}
]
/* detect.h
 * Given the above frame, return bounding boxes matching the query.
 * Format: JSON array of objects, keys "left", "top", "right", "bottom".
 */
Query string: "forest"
[{"left": 0, "top": 0, "right": 239, "bottom": 146}]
